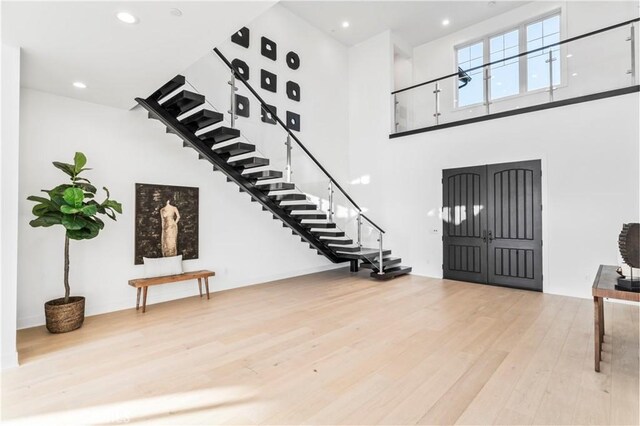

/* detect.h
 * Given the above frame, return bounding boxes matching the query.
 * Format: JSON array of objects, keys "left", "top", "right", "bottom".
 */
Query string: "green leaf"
[
  {"left": 52, "top": 162, "right": 76, "bottom": 178},
  {"left": 63, "top": 187, "right": 84, "bottom": 208},
  {"left": 27, "top": 195, "right": 51, "bottom": 204},
  {"left": 33, "top": 203, "right": 53, "bottom": 216},
  {"left": 80, "top": 204, "right": 98, "bottom": 216},
  {"left": 60, "top": 205, "right": 80, "bottom": 214},
  {"left": 76, "top": 182, "right": 97, "bottom": 194},
  {"left": 67, "top": 226, "right": 99, "bottom": 240},
  {"left": 61, "top": 215, "right": 85, "bottom": 230},
  {"left": 29, "top": 213, "right": 62, "bottom": 228},
  {"left": 74, "top": 152, "right": 87, "bottom": 173},
  {"left": 102, "top": 199, "right": 123, "bottom": 214}
]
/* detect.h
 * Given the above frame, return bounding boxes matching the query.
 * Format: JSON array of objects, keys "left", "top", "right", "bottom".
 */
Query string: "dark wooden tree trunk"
[{"left": 64, "top": 234, "right": 70, "bottom": 303}]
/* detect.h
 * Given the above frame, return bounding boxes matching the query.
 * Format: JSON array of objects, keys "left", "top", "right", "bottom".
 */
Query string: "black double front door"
[{"left": 442, "top": 160, "right": 542, "bottom": 291}]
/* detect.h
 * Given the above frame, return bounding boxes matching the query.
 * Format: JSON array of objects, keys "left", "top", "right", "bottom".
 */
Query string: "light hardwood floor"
[{"left": 2, "top": 269, "right": 639, "bottom": 425}]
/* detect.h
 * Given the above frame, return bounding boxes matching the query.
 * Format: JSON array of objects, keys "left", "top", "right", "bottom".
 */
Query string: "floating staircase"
[{"left": 136, "top": 74, "right": 411, "bottom": 280}]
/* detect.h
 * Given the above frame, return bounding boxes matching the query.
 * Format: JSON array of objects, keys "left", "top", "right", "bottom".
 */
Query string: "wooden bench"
[{"left": 128, "top": 270, "right": 215, "bottom": 313}]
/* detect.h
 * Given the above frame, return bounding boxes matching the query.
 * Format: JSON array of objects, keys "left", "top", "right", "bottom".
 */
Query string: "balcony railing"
[{"left": 391, "top": 17, "right": 639, "bottom": 138}]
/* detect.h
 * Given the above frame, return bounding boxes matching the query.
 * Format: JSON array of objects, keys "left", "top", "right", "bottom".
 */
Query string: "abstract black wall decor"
[
  {"left": 261, "top": 36, "right": 277, "bottom": 61},
  {"left": 286, "top": 81, "right": 301, "bottom": 102},
  {"left": 231, "top": 58, "right": 250, "bottom": 81},
  {"left": 231, "top": 27, "right": 250, "bottom": 48},
  {"left": 261, "top": 69, "right": 277, "bottom": 93},
  {"left": 286, "top": 111, "right": 300, "bottom": 132},
  {"left": 261, "top": 104, "right": 277, "bottom": 125},
  {"left": 135, "top": 183, "right": 199, "bottom": 265},
  {"left": 236, "top": 94, "right": 250, "bottom": 118},
  {"left": 286, "top": 51, "right": 300, "bottom": 70}
]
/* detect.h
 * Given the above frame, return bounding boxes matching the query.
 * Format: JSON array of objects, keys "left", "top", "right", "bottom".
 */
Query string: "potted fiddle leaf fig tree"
[{"left": 27, "top": 152, "right": 122, "bottom": 333}]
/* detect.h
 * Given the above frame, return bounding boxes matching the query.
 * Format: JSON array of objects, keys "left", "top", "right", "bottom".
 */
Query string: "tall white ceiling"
[
  {"left": 281, "top": 1, "right": 528, "bottom": 47},
  {"left": 2, "top": 1, "right": 275, "bottom": 109}
]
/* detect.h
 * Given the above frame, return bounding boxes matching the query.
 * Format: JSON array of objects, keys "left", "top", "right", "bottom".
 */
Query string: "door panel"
[
  {"left": 487, "top": 160, "right": 542, "bottom": 290},
  {"left": 442, "top": 166, "right": 488, "bottom": 283}
]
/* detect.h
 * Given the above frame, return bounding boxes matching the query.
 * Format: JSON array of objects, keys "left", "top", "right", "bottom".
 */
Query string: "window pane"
[
  {"left": 527, "top": 15, "right": 561, "bottom": 91},
  {"left": 457, "top": 41, "right": 484, "bottom": 107},
  {"left": 490, "top": 29, "right": 519, "bottom": 100}
]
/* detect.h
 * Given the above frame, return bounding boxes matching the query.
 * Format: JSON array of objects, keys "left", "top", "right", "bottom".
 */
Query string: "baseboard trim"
[{"left": 17, "top": 263, "right": 344, "bottom": 330}]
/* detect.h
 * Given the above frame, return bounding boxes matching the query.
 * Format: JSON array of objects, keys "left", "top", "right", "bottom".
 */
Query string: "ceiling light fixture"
[
  {"left": 73, "top": 82, "right": 87, "bottom": 89},
  {"left": 116, "top": 11, "right": 138, "bottom": 24},
  {"left": 169, "top": 8, "right": 182, "bottom": 17},
  {"left": 442, "top": 19, "right": 450, "bottom": 26},
  {"left": 342, "top": 21, "right": 350, "bottom": 28}
]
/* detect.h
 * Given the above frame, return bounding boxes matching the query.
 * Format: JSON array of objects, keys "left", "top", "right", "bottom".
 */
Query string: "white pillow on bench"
[{"left": 143, "top": 255, "right": 183, "bottom": 278}]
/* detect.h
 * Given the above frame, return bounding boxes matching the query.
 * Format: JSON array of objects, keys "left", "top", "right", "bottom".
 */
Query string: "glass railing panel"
[
  {"left": 391, "top": 18, "right": 640, "bottom": 135},
  {"left": 393, "top": 84, "right": 436, "bottom": 133},
  {"left": 554, "top": 23, "right": 637, "bottom": 101}
]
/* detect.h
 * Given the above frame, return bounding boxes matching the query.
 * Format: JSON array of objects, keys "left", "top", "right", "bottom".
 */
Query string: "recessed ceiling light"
[
  {"left": 73, "top": 82, "right": 87, "bottom": 89},
  {"left": 342, "top": 21, "right": 350, "bottom": 28},
  {"left": 572, "top": 72, "right": 578, "bottom": 77},
  {"left": 442, "top": 19, "right": 450, "bottom": 26},
  {"left": 566, "top": 53, "right": 573, "bottom": 58},
  {"left": 169, "top": 8, "right": 182, "bottom": 17},
  {"left": 116, "top": 11, "right": 138, "bottom": 24}
]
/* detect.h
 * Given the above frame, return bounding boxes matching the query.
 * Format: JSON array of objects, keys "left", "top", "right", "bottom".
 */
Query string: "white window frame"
[{"left": 454, "top": 9, "right": 563, "bottom": 109}]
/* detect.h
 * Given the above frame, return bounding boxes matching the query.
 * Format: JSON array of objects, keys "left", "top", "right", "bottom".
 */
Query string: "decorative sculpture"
[
  {"left": 261, "top": 104, "right": 277, "bottom": 125},
  {"left": 286, "top": 81, "right": 300, "bottom": 102},
  {"left": 287, "top": 111, "right": 300, "bottom": 132},
  {"left": 261, "top": 69, "right": 277, "bottom": 93},
  {"left": 616, "top": 223, "right": 640, "bottom": 291},
  {"left": 261, "top": 36, "right": 277, "bottom": 61},
  {"left": 231, "top": 27, "right": 250, "bottom": 48},
  {"left": 235, "top": 94, "right": 250, "bottom": 118},
  {"left": 286, "top": 51, "right": 300, "bottom": 70},
  {"left": 231, "top": 58, "right": 250, "bottom": 81}
]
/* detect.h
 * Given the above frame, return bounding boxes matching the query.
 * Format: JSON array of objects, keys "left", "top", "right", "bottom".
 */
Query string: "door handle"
[
  {"left": 482, "top": 230, "right": 487, "bottom": 243},
  {"left": 488, "top": 230, "right": 494, "bottom": 243}
]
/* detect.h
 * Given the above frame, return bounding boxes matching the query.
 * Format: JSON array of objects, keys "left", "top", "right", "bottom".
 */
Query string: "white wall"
[
  {"left": 16, "top": 88, "right": 340, "bottom": 329},
  {"left": 1, "top": 44, "right": 21, "bottom": 369},
  {"left": 347, "top": 23, "right": 639, "bottom": 299},
  {"left": 184, "top": 4, "right": 351, "bottom": 205}
]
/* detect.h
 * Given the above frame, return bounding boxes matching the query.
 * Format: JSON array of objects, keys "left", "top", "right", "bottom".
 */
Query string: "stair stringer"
[{"left": 135, "top": 96, "right": 347, "bottom": 264}]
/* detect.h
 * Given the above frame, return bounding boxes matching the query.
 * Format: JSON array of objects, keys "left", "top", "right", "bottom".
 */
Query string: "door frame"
[{"left": 442, "top": 159, "right": 544, "bottom": 292}]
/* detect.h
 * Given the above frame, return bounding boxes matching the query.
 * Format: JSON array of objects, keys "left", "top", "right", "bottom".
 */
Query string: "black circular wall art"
[
  {"left": 231, "top": 58, "right": 250, "bottom": 81},
  {"left": 286, "top": 51, "right": 300, "bottom": 70},
  {"left": 231, "top": 27, "right": 250, "bottom": 48}
]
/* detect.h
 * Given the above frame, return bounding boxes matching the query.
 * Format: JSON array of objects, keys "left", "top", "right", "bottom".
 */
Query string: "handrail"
[
  {"left": 361, "top": 213, "right": 385, "bottom": 234},
  {"left": 392, "top": 16, "right": 640, "bottom": 95},
  {"left": 213, "top": 47, "right": 386, "bottom": 233}
]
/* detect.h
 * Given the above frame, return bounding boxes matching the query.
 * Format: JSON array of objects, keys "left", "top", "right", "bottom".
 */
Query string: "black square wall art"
[
  {"left": 231, "top": 27, "right": 250, "bottom": 48},
  {"left": 261, "top": 36, "right": 277, "bottom": 61},
  {"left": 231, "top": 58, "right": 250, "bottom": 81},
  {"left": 134, "top": 183, "right": 199, "bottom": 265},
  {"left": 286, "top": 81, "right": 300, "bottom": 102},
  {"left": 261, "top": 69, "right": 277, "bottom": 93},
  {"left": 286, "top": 51, "right": 300, "bottom": 70},
  {"left": 235, "top": 94, "right": 250, "bottom": 118},
  {"left": 287, "top": 111, "right": 300, "bottom": 132},
  {"left": 261, "top": 104, "right": 277, "bottom": 125}
]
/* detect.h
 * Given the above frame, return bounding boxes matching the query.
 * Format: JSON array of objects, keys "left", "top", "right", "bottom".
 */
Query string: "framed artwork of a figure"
[{"left": 134, "top": 183, "right": 199, "bottom": 265}]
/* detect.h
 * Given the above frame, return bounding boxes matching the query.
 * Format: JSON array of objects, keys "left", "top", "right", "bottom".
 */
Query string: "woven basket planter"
[{"left": 44, "top": 296, "right": 85, "bottom": 333}]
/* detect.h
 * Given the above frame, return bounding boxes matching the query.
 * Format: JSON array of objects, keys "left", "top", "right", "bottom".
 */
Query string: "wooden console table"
[
  {"left": 128, "top": 270, "right": 215, "bottom": 313},
  {"left": 592, "top": 264, "right": 640, "bottom": 372}
]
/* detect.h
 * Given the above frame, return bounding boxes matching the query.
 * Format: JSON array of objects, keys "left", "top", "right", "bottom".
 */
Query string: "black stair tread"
[
  {"left": 150, "top": 75, "right": 185, "bottom": 101},
  {"left": 180, "top": 109, "right": 223, "bottom": 132},
  {"left": 269, "top": 193, "right": 307, "bottom": 202},
  {"left": 290, "top": 213, "right": 327, "bottom": 220},
  {"left": 329, "top": 244, "right": 360, "bottom": 252},
  {"left": 324, "top": 239, "right": 353, "bottom": 245},
  {"left": 162, "top": 90, "right": 205, "bottom": 116},
  {"left": 282, "top": 204, "right": 319, "bottom": 211},
  {"left": 200, "top": 127, "right": 241, "bottom": 146},
  {"left": 244, "top": 170, "right": 283, "bottom": 180},
  {"left": 255, "top": 182, "right": 295, "bottom": 191},
  {"left": 302, "top": 222, "right": 336, "bottom": 228},
  {"left": 310, "top": 230, "right": 345, "bottom": 237},
  {"left": 228, "top": 157, "right": 270, "bottom": 169},
  {"left": 360, "top": 257, "right": 402, "bottom": 270},
  {"left": 336, "top": 248, "right": 392, "bottom": 260},
  {"left": 213, "top": 142, "right": 256, "bottom": 157},
  {"left": 370, "top": 266, "right": 412, "bottom": 280}
]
